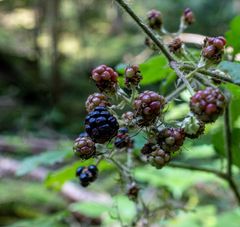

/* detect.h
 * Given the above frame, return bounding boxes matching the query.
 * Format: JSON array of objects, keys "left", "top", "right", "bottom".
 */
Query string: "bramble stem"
[
  {"left": 165, "top": 83, "right": 186, "bottom": 102},
  {"left": 224, "top": 103, "right": 232, "bottom": 178},
  {"left": 170, "top": 61, "right": 194, "bottom": 95},
  {"left": 114, "top": 0, "right": 175, "bottom": 62}
]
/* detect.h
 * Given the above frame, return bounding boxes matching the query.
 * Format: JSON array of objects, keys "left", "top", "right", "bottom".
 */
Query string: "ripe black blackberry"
[
  {"left": 157, "top": 128, "right": 185, "bottom": 152},
  {"left": 73, "top": 136, "right": 96, "bottom": 159},
  {"left": 134, "top": 90, "right": 165, "bottom": 126},
  {"left": 124, "top": 65, "right": 142, "bottom": 88},
  {"left": 91, "top": 65, "right": 118, "bottom": 94},
  {"left": 190, "top": 87, "right": 226, "bottom": 123},
  {"left": 147, "top": 9, "right": 162, "bottom": 30},
  {"left": 85, "top": 93, "right": 110, "bottom": 113},
  {"left": 85, "top": 106, "right": 119, "bottom": 144},
  {"left": 114, "top": 127, "right": 133, "bottom": 149},
  {"left": 76, "top": 165, "right": 98, "bottom": 187}
]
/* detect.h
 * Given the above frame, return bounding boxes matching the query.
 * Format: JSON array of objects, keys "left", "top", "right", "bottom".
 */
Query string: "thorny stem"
[
  {"left": 224, "top": 103, "right": 233, "bottom": 178},
  {"left": 114, "top": 0, "right": 240, "bottom": 213},
  {"left": 170, "top": 61, "right": 194, "bottom": 95},
  {"left": 165, "top": 83, "right": 186, "bottom": 102},
  {"left": 114, "top": 0, "right": 176, "bottom": 62},
  {"left": 169, "top": 162, "right": 240, "bottom": 205}
]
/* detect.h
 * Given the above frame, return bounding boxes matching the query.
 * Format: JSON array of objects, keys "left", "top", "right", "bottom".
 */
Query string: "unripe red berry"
[
  {"left": 157, "top": 128, "right": 185, "bottom": 152},
  {"left": 183, "top": 8, "right": 195, "bottom": 25},
  {"left": 91, "top": 65, "right": 118, "bottom": 94},
  {"left": 168, "top": 37, "right": 183, "bottom": 53},
  {"left": 141, "top": 143, "right": 171, "bottom": 169},
  {"left": 124, "top": 65, "right": 142, "bottom": 88},
  {"left": 85, "top": 93, "right": 110, "bottom": 112},
  {"left": 147, "top": 9, "right": 162, "bottom": 30},
  {"left": 134, "top": 91, "right": 165, "bottom": 126},
  {"left": 190, "top": 87, "right": 226, "bottom": 123},
  {"left": 73, "top": 136, "right": 96, "bottom": 159}
]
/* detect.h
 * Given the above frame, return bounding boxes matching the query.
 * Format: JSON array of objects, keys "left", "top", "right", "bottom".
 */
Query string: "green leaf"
[
  {"left": 218, "top": 61, "right": 240, "bottom": 85},
  {"left": 216, "top": 208, "right": 240, "bottom": 227},
  {"left": 225, "top": 16, "right": 240, "bottom": 55},
  {"left": 139, "top": 55, "right": 174, "bottom": 85},
  {"left": 110, "top": 195, "right": 136, "bottom": 224},
  {"left": 70, "top": 201, "right": 111, "bottom": 218},
  {"left": 16, "top": 150, "right": 71, "bottom": 176},
  {"left": 222, "top": 83, "right": 240, "bottom": 126}
]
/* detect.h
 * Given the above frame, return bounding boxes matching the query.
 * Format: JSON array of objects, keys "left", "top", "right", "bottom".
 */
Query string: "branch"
[
  {"left": 168, "top": 162, "right": 240, "bottom": 205},
  {"left": 168, "top": 162, "right": 227, "bottom": 179},
  {"left": 224, "top": 103, "right": 232, "bottom": 177},
  {"left": 182, "top": 64, "right": 240, "bottom": 86},
  {"left": 114, "top": 0, "right": 175, "bottom": 62}
]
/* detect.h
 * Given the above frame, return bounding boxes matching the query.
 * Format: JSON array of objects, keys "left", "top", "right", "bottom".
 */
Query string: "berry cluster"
[
  {"left": 76, "top": 165, "right": 98, "bottom": 187},
  {"left": 72, "top": 7, "right": 229, "bottom": 196},
  {"left": 202, "top": 36, "right": 226, "bottom": 63}
]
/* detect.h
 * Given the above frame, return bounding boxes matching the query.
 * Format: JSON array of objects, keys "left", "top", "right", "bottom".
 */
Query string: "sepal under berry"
[{"left": 182, "top": 115, "right": 205, "bottom": 139}]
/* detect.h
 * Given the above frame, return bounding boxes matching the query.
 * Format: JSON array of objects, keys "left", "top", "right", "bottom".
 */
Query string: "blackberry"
[
  {"left": 76, "top": 165, "right": 98, "bottom": 187},
  {"left": 168, "top": 37, "right": 183, "bottom": 53},
  {"left": 147, "top": 147, "right": 171, "bottom": 169},
  {"left": 183, "top": 8, "right": 194, "bottom": 25},
  {"left": 114, "top": 127, "right": 134, "bottom": 149},
  {"left": 85, "top": 106, "right": 119, "bottom": 143},
  {"left": 182, "top": 115, "right": 205, "bottom": 139},
  {"left": 91, "top": 65, "right": 118, "bottom": 94},
  {"left": 202, "top": 37, "right": 226, "bottom": 63},
  {"left": 124, "top": 65, "right": 142, "bottom": 88},
  {"left": 85, "top": 93, "right": 110, "bottom": 113},
  {"left": 73, "top": 136, "right": 96, "bottom": 159},
  {"left": 147, "top": 9, "right": 162, "bottom": 30},
  {"left": 190, "top": 87, "right": 226, "bottom": 123},
  {"left": 157, "top": 128, "right": 185, "bottom": 152},
  {"left": 134, "top": 90, "right": 165, "bottom": 126}
]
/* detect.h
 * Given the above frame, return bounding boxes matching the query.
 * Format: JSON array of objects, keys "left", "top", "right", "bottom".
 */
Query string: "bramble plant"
[{"left": 71, "top": 0, "right": 240, "bottom": 225}]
